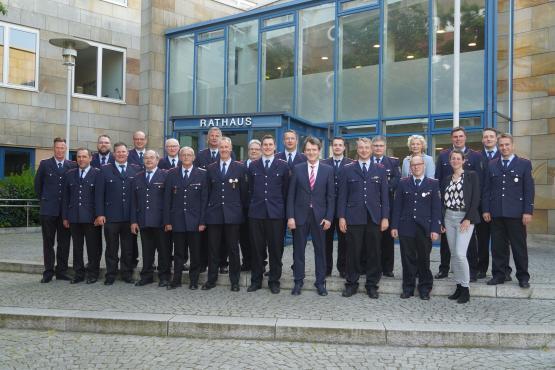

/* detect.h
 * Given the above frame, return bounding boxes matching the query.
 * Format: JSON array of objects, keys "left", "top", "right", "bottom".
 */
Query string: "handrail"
[{"left": 0, "top": 198, "right": 40, "bottom": 228}]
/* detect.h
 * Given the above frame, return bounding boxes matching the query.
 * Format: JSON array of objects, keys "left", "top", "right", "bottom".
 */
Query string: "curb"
[
  {"left": 0, "top": 306, "right": 553, "bottom": 349},
  {"left": 1, "top": 260, "right": 554, "bottom": 300}
]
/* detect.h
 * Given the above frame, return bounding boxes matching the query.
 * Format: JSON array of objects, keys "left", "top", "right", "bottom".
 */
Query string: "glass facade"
[{"left": 166, "top": 0, "right": 507, "bottom": 157}]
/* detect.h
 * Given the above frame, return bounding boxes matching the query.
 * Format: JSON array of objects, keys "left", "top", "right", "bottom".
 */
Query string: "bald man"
[{"left": 128, "top": 131, "right": 147, "bottom": 168}]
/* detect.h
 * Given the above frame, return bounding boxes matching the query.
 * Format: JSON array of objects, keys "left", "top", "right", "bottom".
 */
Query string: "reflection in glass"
[
  {"left": 196, "top": 40, "right": 225, "bottom": 114},
  {"left": 383, "top": 118, "right": 428, "bottom": 134},
  {"left": 9, "top": 28, "right": 36, "bottom": 87},
  {"left": 263, "top": 14, "right": 294, "bottom": 28},
  {"left": 198, "top": 29, "right": 224, "bottom": 42},
  {"left": 383, "top": 0, "right": 429, "bottom": 117},
  {"left": 385, "top": 135, "right": 414, "bottom": 158},
  {"left": 297, "top": 4, "right": 335, "bottom": 123},
  {"left": 0, "top": 27, "right": 3, "bottom": 82},
  {"left": 434, "top": 116, "right": 481, "bottom": 130},
  {"left": 338, "top": 9, "right": 380, "bottom": 121},
  {"left": 432, "top": 0, "right": 485, "bottom": 113},
  {"left": 101, "top": 48, "right": 124, "bottom": 100},
  {"left": 339, "top": 123, "right": 377, "bottom": 135},
  {"left": 75, "top": 46, "right": 98, "bottom": 96},
  {"left": 261, "top": 27, "right": 295, "bottom": 113},
  {"left": 228, "top": 20, "right": 258, "bottom": 113},
  {"left": 496, "top": 0, "right": 510, "bottom": 117},
  {"left": 168, "top": 34, "right": 194, "bottom": 117},
  {"left": 341, "top": 0, "right": 378, "bottom": 12},
  {"left": 4, "top": 150, "right": 30, "bottom": 177}
]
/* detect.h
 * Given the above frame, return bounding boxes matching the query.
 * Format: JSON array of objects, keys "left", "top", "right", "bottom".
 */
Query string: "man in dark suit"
[
  {"left": 95, "top": 142, "right": 141, "bottom": 285},
  {"left": 164, "top": 147, "right": 208, "bottom": 290},
  {"left": 127, "top": 131, "right": 147, "bottom": 168},
  {"left": 391, "top": 155, "right": 442, "bottom": 300},
  {"left": 371, "top": 136, "right": 401, "bottom": 278},
  {"left": 338, "top": 137, "right": 390, "bottom": 299},
  {"left": 321, "top": 137, "right": 352, "bottom": 278},
  {"left": 91, "top": 135, "right": 115, "bottom": 168},
  {"left": 131, "top": 150, "right": 170, "bottom": 287},
  {"left": 203, "top": 137, "right": 248, "bottom": 292},
  {"left": 34, "top": 137, "right": 77, "bottom": 283},
  {"left": 434, "top": 127, "right": 483, "bottom": 281},
  {"left": 276, "top": 129, "right": 307, "bottom": 170},
  {"left": 287, "top": 137, "right": 334, "bottom": 296},
  {"left": 483, "top": 133, "right": 534, "bottom": 289},
  {"left": 247, "top": 135, "right": 290, "bottom": 294},
  {"left": 61, "top": 148, "right": 102, "bottom": 284},
  {"left": 240, "top": 139, "right": 262, "bottom": 271},
  {"left": 158, "top": 138, "right": 181, "bottom": 170}
]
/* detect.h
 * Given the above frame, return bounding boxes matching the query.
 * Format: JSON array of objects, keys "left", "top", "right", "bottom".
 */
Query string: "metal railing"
[{"left": 0, "top": 198, "right": 40, "bottom": 228}]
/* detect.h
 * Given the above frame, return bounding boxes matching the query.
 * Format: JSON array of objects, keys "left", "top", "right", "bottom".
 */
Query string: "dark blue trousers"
[{"left": 292, "top": 210, "right": 327, "bottom": 287}]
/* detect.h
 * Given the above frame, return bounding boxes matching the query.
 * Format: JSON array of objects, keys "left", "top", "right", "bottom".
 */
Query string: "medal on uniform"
[
  {"left": 514, "top": 178, "right": 519, "bottom": 183},
  {"left": 229, "top": 178, "right": 239, "bottom": 189},
  {"left": 422, "top": 192, "right": 427, "bottom": 197}
]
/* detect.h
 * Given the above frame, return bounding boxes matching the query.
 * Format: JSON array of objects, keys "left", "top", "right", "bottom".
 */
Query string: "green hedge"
[{"left": 0, "top": 169, "right": 40, "bottom": 227}]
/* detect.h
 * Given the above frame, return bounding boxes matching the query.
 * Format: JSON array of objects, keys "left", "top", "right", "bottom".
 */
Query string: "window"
[
  {"left": 0, "top": 22, "right": 39, "bottom": 90},
  {"left": 196, "top": 40, "right": 225, "bottom": 114},
  {"left": 496, "top": 0, "right": 511, "bottom": 119},
  {"left": 340, "top": 0, "right": 378, "bottom": 12},
  {"left": 74, "top": 40, "right": 125, "bottom": 102},
  {"left": 263, "top": 14, "right": 294, "bottom": 28},
  {"left": 0, "top": 147, "right": 34, "bottom": 179},
  {"left": 168, "top": 34, "right": 195, "bottom": 117},
  {"left": 434, "top": 116, "right": 481, "bottom": 130},
  {"left": 382, "top": 118, "right": 428, "bottom": 134}
]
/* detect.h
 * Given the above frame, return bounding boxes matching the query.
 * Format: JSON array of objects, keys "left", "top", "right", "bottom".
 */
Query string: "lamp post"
[{"left": 48, "top": 38, "right": 90, "bottom": 159}]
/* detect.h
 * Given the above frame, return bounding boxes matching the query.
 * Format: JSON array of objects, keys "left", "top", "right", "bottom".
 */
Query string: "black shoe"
[
  {"left": 247, "top": 284, "right": 261, "bottom": 292},
  {"left": 201, "top": 282, "right": 216, "bottom": 290},
  {"left": 476, "top": 271, "right": 487, "bottom": 279},
  {"left": 291, "top": 283, "right": 302, "bottom": 296},
  {"left": 420, "top": 292, "right": 430, "bottom": 300},
  {"left": 135, "top": 279, "right": 153, "bottom": 287},
  {"left": 367, "top": 288, "right": 379, "bottom": 299},
  {"left": 86, "top": 278, "right": 97, "bottom": 284},
  {"left": 316, "top": 285, "right": 328, "bottom": 297},
  {"left": 519, "top": 281, "right": 530, "bottom": 289},
  {"left": 70, "top": 277, "right": 84, "bottom": 284},
  {"left": 457, "top": 286, "right": 470, "bottom": 304},
  {"left": 448, "top": 284, "right": 462, "bottom": 300},
  {"left": 104, "top": 279, "right": 114, "bottom": 286},
  {"left": 435, "top": 271, "right": 448, "bottom": 279},
  {"left": 167, "top": 282, "right": 181, "bottom": 290},
  {"left": 231, "top": 284, "right": 240, "bottom": 292},
  {"left": 342, "top": 285, "right": 358, "bottom": 297},
  {"left": 122, "top": 277, "right": 135, "bottom": 284},
  {"left": 400, "top": 291, "right": 413, "bottom": 299},
  {"left": 383, "top": 272, "right": 394, "bottom": 278},
  {"left": 183, "top": 263, "right": 190, "bottom": 271},
  {"left": 189, "top": 282, "right": 198, "bottom": 290},
  {"left": 158, "top": 280, "right": 169, "bottom": 287},
  {"left": 40, "top": 276, "right": 53, "bottom": 284},
  {"left": 219, "top": 266, "right": 228, "bottom": 274},
  {"left": 269, "top": 284, "right": 280, "bottom": 294},
  {"left": 487, "top": 278, "right": 504, "bottom": 286},
  {"left": 55, "top": 273, "right": 71, "bottom": 281},
  {"left": 505, "top": 275, "right": 513, "bottom": 282}
]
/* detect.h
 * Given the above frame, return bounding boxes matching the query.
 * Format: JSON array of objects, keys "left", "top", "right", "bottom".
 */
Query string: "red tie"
[{"left": 309, "top": 165, "right": 316, "bottom": 190}]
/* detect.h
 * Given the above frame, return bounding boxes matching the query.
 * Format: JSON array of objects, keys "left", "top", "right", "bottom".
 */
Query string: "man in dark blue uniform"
[
  {"left": 276, "top": 129, "right": 307, "bottom": 170},
  {"left": 321, "top": 137, "right": 352, "bottom": 278},
  {"left": 34, "top": 137, "right": 76, "bottom": 283},
  {"left": 482, "top": 133, "right": 534, "bottom": 288},
  {"left": 434, "top": 127, "right": 483, "bottom": 281},
  {"left": 338, "top": 137, "right": 390, "bottom": 299},
  {"left": 203, "top": 137, "right": 248, "bottom": 292},
  {"left": 127, "top": 131, "right": 147, "bottom": 168},
  {"left": 61, "top": 148, "right": 102, "bottom": 284},
  {"left": 158, "top": 138, "right": 181, "bottom": 170},
  {"left": 247, "top": 135, "right": 290, "bottom": 294},
  {"left": 371, "top": 136, "right": 401, "bottom": 278},
  {"left": 164, "top": 147, "right": 208, "bottom": 290},
  {"left": 96, "top": 142, "right": 141, "bottom": 285},
  {"left": 391, "top": 155, "right": 442, "bottom": 300},
  {"left": 131, "top": 150, "right": 170, "bottom": 287},
  {"left": 91, "top": 135, "right": 115, "bottom": 168}
]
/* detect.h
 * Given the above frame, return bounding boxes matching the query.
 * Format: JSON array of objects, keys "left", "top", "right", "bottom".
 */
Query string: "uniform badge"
[
  {"left": 229, "top": 178, "right": 239, "bottom": 189},
  {"left": 514, "top": 178, "right": 519, "bottom": 183},
  {"left": 422, "top": 192, "right": 427, "bottom": 197}
]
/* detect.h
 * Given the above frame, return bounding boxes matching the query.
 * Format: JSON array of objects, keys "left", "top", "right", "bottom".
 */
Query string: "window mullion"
[{"left": 97, "top": 46, "right": 103, "bottom": 98}]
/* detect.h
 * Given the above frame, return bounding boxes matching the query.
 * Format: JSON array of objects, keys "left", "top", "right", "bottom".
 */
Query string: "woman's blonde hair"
[{"left": 407, "top": 135, "right": 427, "bottom": 153}]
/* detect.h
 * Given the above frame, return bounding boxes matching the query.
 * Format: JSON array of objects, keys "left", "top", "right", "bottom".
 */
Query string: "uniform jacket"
[
  {"left": 193, "top": 148, "right": 236, "bottom": 169},
  {"left": 127, "top": 149, "right": 145, "bottom": 168},
  {"left": 435, "top": 147, "right": 484, "bottom": 186},
  {"left": 372, "top": 156, "right": 401, "bottom": 217},
  {"left": 247, "top": 158, "right": 290, "bottom": 219},
  {"left": 91, "top": 152, "right": 115, "bottom": 169},
  {"left": 34, "top": 157, "right": 77, "bottom": 216},
  {"left": 163, "top": 166, "right": 208, "bottom": 232},
  {"left": 96, "top": 163, "right": 141, "bottom": 222},
  {"left": 392, "top": 176, "right": 442, "bottom": 237},
  {"left": 205, "top": 160, "right": 248, "bottom": 225},
  {"left": 286, "top": 162, "right": 335, "bottom": 225},
  {"left": 482, "top": 156, "right": 534, "bottom": 218},
  {"left": 130, "top": 168, "right": 167, "bottom": 228},
  {"left": 440, "top": 170, "right": 481, "bottom": 224},
  {"left": 337, "top": 162, "right": 390, "bottom": 225},
  {"left": 158, "top": 156, "right": 181, "bottom": 170},
  {"left": 276, "top": 151, "right": 307, "bottom": 170},
  {"left": 62, "top": 167, "right": 102, "bottom": 223}
]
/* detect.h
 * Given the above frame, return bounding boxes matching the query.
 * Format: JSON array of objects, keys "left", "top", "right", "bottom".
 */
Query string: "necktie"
[
  {"left": 221, "top": 162, "right": 227, "bottom": 177},
  {"left": 309, "top": 166, "right": 316, "bottom": 190},
  {"left": 211, "top": 151, "right": 216, "bottom": 161},
  {"left": 139, "top": 152, "right": 143, "bottom": 164},
  {"left": 503, "top": 159, "right": 509, "bottom": 169},
  {"left": 80, "top": 169, "right": 85, "bottom": 183},
  {"left": 58, "top": 162, "right": 63, "bottom": 169},
  {"left": 375, "top": 157, "right": 381, "bottom": 164},
  {"left": 171, "top": 158, "right": 176, "bottom": 167},
  {"left": 101, "top": 156, "right": 106, "bottom": 165},
  {"left": 415, "top": 178, "right": 421, "bottom": 188},
  {"left": 184, "top": 169, "right": 189, "bottom": 179},
  {"left": 119, "top": 164, "right": 126, "bottom": 175},
  {"left": 265, "top": 159, "right": 270, "bottom": 172},
  {"left": 487, "top": 151, "right": 493, "bottom": 159},
  {"left": 335, "top": 160, "right": 340, "bottom": 169},
  {"left": 146, "top": 171, "right": 152, "bottom": 183},
  {"left": 362, "top": 162, "right": 368, "bottom": 176},
  {"left": 288, "top": 153, "right": 293, "bottom": 166}
]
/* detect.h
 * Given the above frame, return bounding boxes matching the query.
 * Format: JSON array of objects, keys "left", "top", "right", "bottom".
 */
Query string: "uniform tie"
[
  {"left": 415, "top": 178, "right": 421, "bottom": 188},
  {"left": 58, "top": 162, "right": 63, "bottom": 169},
  {"left": 119, "top": 164, "right": 126, "bottom": 175},
  {"left": 265, "top": 159, "right": 270, "bottom": 172},
  {"left": 146, "top": 170, "right": 152, "bottom": 183},
  {"left": 375, "top": 157, "right": 381, "bottom": 164},
  {"left": 211, "top": 151, "right": 217, "bottom": 161},
  {"left": 362, "top": 162, "right": 368, "bottom": 177},
  {"left": 139, "top": 151, "right": 143, "bottom": 164},
  {"left": 334, "top": 160, "right": 340, "bottom": 169},
  {"left": 101, "top": 156, "right": 106, "bottom": 165},
  {"left": 171, "top": 158, "right": 176, "bottom": 167},
  {"left": 487, "top": 151, "right": 493, "bottom": 159},
  {"left": 221, "top": 162, "right": 227, "bottom": 177},
  {"left": 183, "top": 169, "right": 189, "bottom": 179},
  {"left": 503, "top": 159, "right": 509, "bottom": 169},
  {"left": 288, "top": 153, "right": 293, "bottom": 167},
  {"left": 309, "top": 165, "right": 316, "bottom": 190}
]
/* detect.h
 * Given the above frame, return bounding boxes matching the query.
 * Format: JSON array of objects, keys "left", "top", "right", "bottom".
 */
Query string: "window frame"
[
  {"left": 0, "top": 21, "right": 40, "bottom": 92},
  {"left": 101, "top": 0, "right": 128, "bottom": 7},
  {"left": 72, "top": 39, "right": 127, "bottom": 104},
  {"left": 0, "top": 146, "right": 35, "bottom": 180}
]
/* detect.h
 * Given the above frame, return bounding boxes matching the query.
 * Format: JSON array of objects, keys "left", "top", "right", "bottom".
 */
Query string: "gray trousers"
[{"left": 444, "top": 210, "right": 474, "bottom": 287}]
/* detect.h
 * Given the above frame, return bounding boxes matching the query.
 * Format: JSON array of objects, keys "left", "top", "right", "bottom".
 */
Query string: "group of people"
[{"left": 34, "top": 126, "right": 534, "bottom": 303}]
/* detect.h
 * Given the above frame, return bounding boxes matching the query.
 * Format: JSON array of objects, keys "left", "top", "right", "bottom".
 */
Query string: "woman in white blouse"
[{"left": 401, "top": 135, "right": 436, "bottom": 178}]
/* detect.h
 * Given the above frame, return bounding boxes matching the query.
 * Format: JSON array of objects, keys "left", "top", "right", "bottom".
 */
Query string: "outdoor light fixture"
[
  {"left": 436, "top": 29, "right": 446, "bottom": 34},
  {"left": 468, "top": 42, "right": 477, "bottom": 47},
  {"left": 321, "top": 56, "right": 329, "bottom": 60},
  {"left": 373, "top": 44, "right": 380, "bottom": 48},
  {"left": 276, "top": 66, "right": 282, "bottom": 70},
  {"left": 48, "top": 38, "right": 90, "bottom": 159},
  {"left": 406, "top": 55, "right": 414, "bottom": 59}
]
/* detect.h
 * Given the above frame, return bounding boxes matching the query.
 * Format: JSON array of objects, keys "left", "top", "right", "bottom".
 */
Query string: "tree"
[{"left": 0, "top": 2, "right": 7, "bottom": 15}]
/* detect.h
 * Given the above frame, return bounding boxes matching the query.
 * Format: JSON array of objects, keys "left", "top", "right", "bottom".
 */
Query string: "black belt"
[{"left": 447, "top": 207, "right": 465, "bottom": 212}]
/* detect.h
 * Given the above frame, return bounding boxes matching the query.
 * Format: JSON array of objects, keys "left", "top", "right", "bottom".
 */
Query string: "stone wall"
[{"left": 512, "top": 0, "right": 555, "bottom": 234}]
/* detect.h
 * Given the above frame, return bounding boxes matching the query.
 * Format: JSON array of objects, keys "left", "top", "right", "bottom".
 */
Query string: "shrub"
[{"left": 0, "top": 169, "right": 40, "bottom": 227}]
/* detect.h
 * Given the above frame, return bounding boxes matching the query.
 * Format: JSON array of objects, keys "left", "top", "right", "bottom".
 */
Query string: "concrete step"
[
  {"left": 2, "top": 259, "right": 554, "bottom": 300},
  {"left": 0, "top": 306, "right": 553, "bottom": 349}
]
